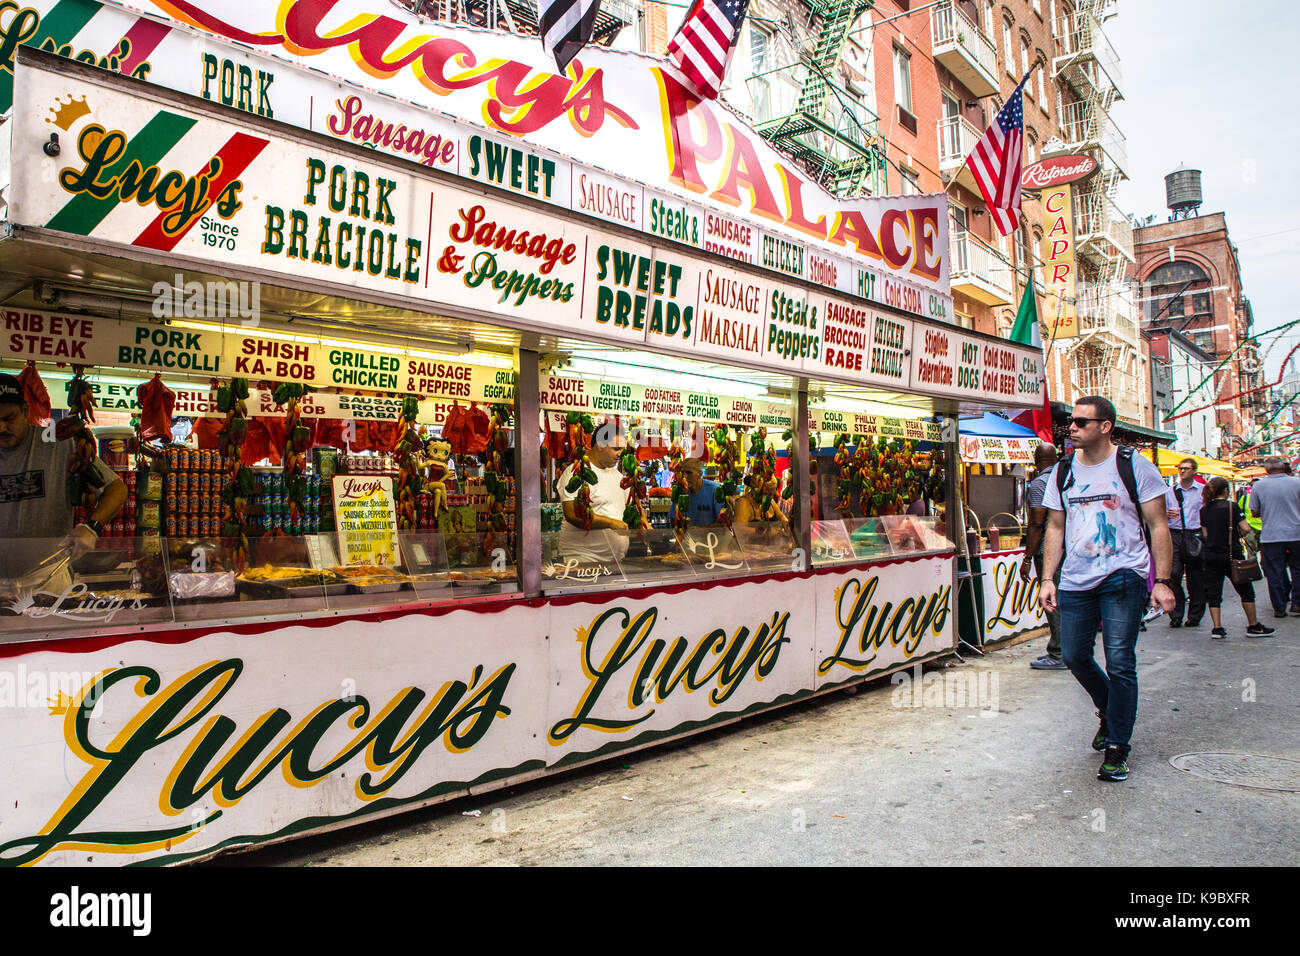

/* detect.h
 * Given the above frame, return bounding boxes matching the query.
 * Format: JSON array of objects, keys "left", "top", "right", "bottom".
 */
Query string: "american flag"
[
  {"left": 539, "top": 0, "right": 603, "bottom": 74},
  {"left": 965, "top": 73, "right": 1030, "bottom": 237},
  {"left": 666, "top": 0, "right": 752, "bottom": 100}
]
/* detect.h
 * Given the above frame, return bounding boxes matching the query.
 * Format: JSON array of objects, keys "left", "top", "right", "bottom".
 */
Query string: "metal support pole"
[
  {"left": 794, "top": 380, "right": 813, "bottom": 562},
  {"left": 944, "top": 413, "right": 984, "bottom": 658},
  {"left": 515, "top": 348, "right": 542, "bottom": 598}
]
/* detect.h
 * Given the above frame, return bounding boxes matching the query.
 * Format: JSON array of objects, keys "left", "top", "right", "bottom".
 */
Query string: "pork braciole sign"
[
  {"left": 6, "top": 55, "right": 1046, "bottom": 408},
  {"left": 0, "top": 556, "right": 951, "bottom": 865},
  {"left": 0, "top": 0, "right": 952, "bottom": 322}
]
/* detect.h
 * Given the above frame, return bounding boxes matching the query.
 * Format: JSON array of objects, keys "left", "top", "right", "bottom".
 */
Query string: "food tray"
[
  {"left": 237, "top": 578, "right": 347, "bottom": 599},
  {"left": 347, "top": 580, "right": 406, "bottom": 594}
]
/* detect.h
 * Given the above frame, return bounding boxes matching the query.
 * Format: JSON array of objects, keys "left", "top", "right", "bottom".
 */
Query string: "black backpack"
[{"left": 1054, "top": 445, "right": 1152, "bottom": 555}]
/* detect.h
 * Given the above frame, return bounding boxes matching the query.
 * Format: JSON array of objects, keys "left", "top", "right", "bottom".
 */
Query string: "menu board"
[{"left": 332, "top": 476, "right": 399, "bottom": 567}]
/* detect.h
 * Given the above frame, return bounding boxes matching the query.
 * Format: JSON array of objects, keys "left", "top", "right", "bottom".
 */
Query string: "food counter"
[{"left": 0, "top": 17, "right": 1045, "bottom": 866}]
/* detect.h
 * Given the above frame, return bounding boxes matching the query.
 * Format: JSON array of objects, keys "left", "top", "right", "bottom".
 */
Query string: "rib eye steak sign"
[
  {"left": 1021, "top": 154, "right": 1099, "bottom": 190},
  {"left": 0, "top": 556, "right": 952, "bottom": 865},
  {"left": 5, "top": 57, "right": 1046, "bottom": 406},
  {"left": 0, "top": 0, "right": 950, "bottom": 319}
]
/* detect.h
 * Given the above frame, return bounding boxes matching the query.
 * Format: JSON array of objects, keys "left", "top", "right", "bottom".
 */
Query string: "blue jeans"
[
  {"left": 1058, "top": 569, "right": 1148, "bottom": 751},
  {"left": 1258, "top": 541, "right": 1300, "bottom": 612}
]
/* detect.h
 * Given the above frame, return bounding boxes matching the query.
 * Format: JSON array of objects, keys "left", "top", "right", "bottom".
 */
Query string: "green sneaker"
[
  {"left": 1098, "top": 746, "right": 1130, "bottom": 782},
  {"left": 1091, "top": 710, "right": 1108, "bottom": 752}
]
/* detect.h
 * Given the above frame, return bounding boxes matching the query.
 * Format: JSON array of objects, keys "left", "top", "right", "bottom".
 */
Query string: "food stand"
[
  {"left": 956, "top": 416, "right": 1044, "bottom": 647},
  {"left": 0, "top": 3, "right": 1046, "bottom": 866}
]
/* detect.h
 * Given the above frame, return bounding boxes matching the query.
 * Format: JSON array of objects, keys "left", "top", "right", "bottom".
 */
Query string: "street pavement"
[{"left": 223, "top": 598, "right": 1299, "bottom": 867}]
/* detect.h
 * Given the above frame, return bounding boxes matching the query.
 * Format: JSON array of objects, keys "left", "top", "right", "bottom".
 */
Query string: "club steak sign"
[
  {"left": 5, "top": 57, "right": 1045, "bottom": 407},
  {"left": 0, "top": 0, "right": 949, "bottom": 319},
  {"left": 0, "top": 556, "right": 952, "bottom": 866},
  {"left": 1021, "top": 155, "right": 1099, "bottom": 190}
]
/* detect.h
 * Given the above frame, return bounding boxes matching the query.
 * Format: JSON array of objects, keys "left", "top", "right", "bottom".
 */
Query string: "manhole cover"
[{"left": 1169, "top": 752, "right": 1300, "bottom": 792}]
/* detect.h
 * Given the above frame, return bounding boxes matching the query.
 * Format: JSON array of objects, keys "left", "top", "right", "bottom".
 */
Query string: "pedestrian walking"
[
  {"left": 1247, "top": 458, "right": 1300, "bottom": 617},
  {"left": 1020, "top": 442, "right": 1066, "bottom": 670},
  {"left": 1199, "top": 477, "right": 1274, "bottom": 639},
  {"left": 1163, "top": 458, "right": 1206, "bottom": 628},
  {"left": 1236, "top": 481, "right": 1261, "bottom": 557},
  {"left": 1039, "top": 397, "right": 1175, "bottom": 783}
]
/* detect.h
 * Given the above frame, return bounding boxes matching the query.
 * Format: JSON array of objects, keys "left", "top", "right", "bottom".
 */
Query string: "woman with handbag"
[{"left": 1200, "top": 477, "right": 1274, "bottom": 639}]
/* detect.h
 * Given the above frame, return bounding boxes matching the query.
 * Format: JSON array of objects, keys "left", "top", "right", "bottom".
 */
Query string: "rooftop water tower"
[{"left": 1165, "top": 165, "right": 1203, "bottom": 220}]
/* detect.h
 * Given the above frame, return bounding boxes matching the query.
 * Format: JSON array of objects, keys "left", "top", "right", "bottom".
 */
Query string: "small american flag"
[
  {"left": 666, "top": 0, "right": 752, "bottom": 100},
  {"left": 965, "top": 73, "right": 1030, "bottom": 237}
]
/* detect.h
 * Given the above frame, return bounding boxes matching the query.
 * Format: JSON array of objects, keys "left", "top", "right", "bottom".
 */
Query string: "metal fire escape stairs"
[{"left": 751, "top": 0, "right": 885, "bottom": 198}]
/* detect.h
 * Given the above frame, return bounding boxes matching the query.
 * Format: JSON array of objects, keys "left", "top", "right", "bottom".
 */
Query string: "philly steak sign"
[{"left": 0, "top": 0, "right": 952, "bottom": 321}]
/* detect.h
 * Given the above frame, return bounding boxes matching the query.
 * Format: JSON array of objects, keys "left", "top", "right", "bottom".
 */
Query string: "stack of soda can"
[
  {"left": 247, "top": 471, "right": 326, "bottom": 535},
  {"left": 164, "top": 446, "right": 222, "bottom": 538}
]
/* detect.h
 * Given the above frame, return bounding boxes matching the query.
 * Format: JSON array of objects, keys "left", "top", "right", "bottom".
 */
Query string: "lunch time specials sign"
[
  {"left": 5, "top": 56, "right": 1046, "bottom": 409},
  {"left": 0, "top": 0, "right": 951, "bottom": 322},
  {"left": 0, "top": 554, "right": 952, "bottom": 866},
  {"left": 332, "top": 475, "right": 398, "bottom": 565}
]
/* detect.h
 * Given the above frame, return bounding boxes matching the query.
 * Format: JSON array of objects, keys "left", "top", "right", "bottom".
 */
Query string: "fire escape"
[{"left": 747, "top": 0, "right": 887, "bottom": 197}]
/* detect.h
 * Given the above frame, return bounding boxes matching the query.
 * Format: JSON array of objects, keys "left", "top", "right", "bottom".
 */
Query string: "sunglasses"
[{"left": 1069, "top": 416, "right": 1106, "bottom": 428}]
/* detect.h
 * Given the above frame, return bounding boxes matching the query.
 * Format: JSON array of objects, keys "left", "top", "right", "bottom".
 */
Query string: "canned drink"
[
  {"left": 199, "top": 473, "right": 210, "bottom": 494},
  {"left": 178, "top": 472, "right": 190, "bottom": 494},
  {"left": 185, "top": 493, "right": 196, "bottom": 514},
  {"left": 125, "top": 517, "right": 136, "bottom": 535},
  {"left": 165, "top": 516, "right": 177, "bottom": 536},
  {"left": 163, "top": 495, "right": 176, "bottom": 518},
  {"left": 111, "top": 518, "right": 123, "bottom": 536},
  {"left": 167, "top": 447, "right": 179, "bottom": 471}
]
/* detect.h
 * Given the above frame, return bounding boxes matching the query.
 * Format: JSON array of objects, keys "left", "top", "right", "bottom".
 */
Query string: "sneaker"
[
  {"left": 1091, "top": 710, "right": 1109, "bottom": 752},
  {"left": 1290, "top": 604, "right": 1300, "bottom": 615},
  {"left": 1098, "top": 745, "right": 1130, "bottom": 782},
  {"left": 1142, "top": 605, "right": 1165, "bottom": 624},
  {"left": 1029, "top": 655, "right": 1069, "bottom": 670},
  {"left": 1246, "top": 624, "right": 1276, "bottom": 637},
  {"left": 1185, "top": 617, "right": 1203, "bottom": 627},
  {"left": 1274, "top": 610, "right": 1288, "bottom": 618},
  {"left": 1210, "top": 627, "right": 1227, "bottom": 639}
]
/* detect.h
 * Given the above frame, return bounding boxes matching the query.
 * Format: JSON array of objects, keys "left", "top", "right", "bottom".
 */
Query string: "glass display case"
[{"left": 811, "top": 517, "right": 955, "bottom": 567}]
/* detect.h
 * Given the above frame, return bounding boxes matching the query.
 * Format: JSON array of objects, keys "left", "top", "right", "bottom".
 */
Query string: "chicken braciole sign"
[{"left": 0, "top": 0, "right": 952, "bottom": 322}]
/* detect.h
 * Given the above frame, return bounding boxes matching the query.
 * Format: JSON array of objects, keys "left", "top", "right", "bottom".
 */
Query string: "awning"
[
  {"left": 959, "top": 413, "right": 1039, "bottom": 438},
  {"left": 1143, "top": 448, "right": 1240, "bottom": 479}
]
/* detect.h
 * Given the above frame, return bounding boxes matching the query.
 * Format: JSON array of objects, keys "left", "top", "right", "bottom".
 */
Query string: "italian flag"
[{"left": 1010, "top": 282, "right": 1054, "bottom": 441}]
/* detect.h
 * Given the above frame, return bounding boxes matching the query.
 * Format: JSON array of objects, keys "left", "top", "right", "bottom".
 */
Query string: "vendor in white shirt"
[
  {"left": 556, "top": 423, "right": 645, "bottom": 564},
  {"left": 1163, "top": 457, "right": 1207, "bottom": 628}
]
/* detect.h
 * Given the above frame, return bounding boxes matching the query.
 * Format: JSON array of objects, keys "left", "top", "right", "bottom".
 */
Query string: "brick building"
[{"left": 1134, "top": 206, "right": 1263, "bottom": 458}]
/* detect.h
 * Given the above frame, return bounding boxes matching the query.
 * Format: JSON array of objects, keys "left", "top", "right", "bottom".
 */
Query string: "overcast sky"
[{"left": 1110, "top": 0, "right": 1300, "bottom": 380}]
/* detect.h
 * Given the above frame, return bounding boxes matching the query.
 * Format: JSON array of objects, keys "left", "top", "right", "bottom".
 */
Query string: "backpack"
[{"left": 1055, "top": 445, "right": 1152, "bottom": 556}]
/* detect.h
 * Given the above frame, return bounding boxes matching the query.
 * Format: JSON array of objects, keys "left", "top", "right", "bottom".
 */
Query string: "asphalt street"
[{"left": 218, "top": 599, "right": 1300, "bottom": 867}]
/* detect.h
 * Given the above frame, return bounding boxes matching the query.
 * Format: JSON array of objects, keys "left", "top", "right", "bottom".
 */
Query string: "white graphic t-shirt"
[{"left": 1042, "top": 449, "right": 1168, "bottom": 591}]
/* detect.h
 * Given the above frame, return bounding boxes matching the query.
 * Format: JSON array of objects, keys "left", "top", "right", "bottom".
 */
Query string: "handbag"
[
  {"left": 1175, "top": 487, "right": 1204, "bottom": 559},
  {"left": 1225, "top": 499, "right": 1263, "bottom": 584}
]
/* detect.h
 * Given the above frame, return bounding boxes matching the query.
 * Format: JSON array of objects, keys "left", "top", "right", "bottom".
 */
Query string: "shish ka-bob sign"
[{"left": 0, "top": 555, "right": 952, "bottom": 866}]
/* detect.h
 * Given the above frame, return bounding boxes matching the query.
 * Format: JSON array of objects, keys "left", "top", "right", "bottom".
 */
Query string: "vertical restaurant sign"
[
  {"left": 0, "top": 0, "right": 950, "bottom": 317},
  {"left": 332, "top": 474, "right": 398, "bottom": 565},
  {"left": 8, "top": 56, "right": 1044, "bottom": 407},
  {"left": 1042, "top": 184, "right": 1078, "bottom": 340}
]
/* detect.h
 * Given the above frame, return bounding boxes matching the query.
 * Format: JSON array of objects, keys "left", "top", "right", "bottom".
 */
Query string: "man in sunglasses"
[{"left": 1038, "top": 397, "right": 1175, "bottom": 782}]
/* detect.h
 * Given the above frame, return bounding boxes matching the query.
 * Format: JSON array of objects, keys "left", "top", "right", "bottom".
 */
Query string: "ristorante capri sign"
[
  {"left": 0, "top": 0, "right": 953, "bottom": 322},
  {"left": 2, "top": 53, "right": 1046, "bottom": 407}
]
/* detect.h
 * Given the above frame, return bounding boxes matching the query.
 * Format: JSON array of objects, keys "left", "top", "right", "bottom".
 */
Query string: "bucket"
[{"left": 93, "top": 426, "right": 136, "bottom": 471}]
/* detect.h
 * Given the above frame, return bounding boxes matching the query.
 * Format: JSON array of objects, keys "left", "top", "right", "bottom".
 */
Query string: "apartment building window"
[
  {"left": 1020, "top": 40, "right": 1030, "bottom": 85},
  {"left": 1004, "top": 21, "right": 1015, "bottom": 76},
  {"left": 750, "top": 27, "right": 775, "bottom": 120},
  {"left": 900, "top": 167, "right": 921, "bottom": 196},
  {"left": 1037, "top": 64, "right": 1047, "bottom": 108},
  {"left": 894, "top": 44, "right": 913, "bottom": 112},
  {"left": 1032, "top": 0, "right": 1042, "bottom": 15},
  {"left": 751, "top": 26, "right": 773, "bottom": 74},
  {"left": 1049, "top": 0, "right": 1057, "bottom": 36},
  {"left": 985, "top": 2, "right": 995, "bottom": 38}
]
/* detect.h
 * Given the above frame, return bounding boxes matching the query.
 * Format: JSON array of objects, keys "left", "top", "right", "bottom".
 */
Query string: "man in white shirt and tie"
[{"left": 1164, "top": 458, "right": 1206, "bottom": 628}]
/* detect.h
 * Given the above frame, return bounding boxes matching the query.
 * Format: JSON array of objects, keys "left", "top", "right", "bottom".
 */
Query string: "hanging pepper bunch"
[
  {"left": 926, "top": 446, "right": 947, "bottom": 502},
  {"left": 272, "top": 381, "right": 311, "bottom": 526},
  {"left": 832, "top": 433, "right": 856, "bottom": 517},
  {"left": 478, "top": 403, "right": 512, "bottom": 555},
  {"left": 742, "top": 427, "right": 780, "bottom": 519},
  {"left": 617, "top": 437, "right": 650, "bottom": 530},
  {"left": 217, "top": 378, "right": 253, "bottom": 567},
  {"left": 857, "top": 437, "right": 928, "bottom": 516},
  {"left": 61, "top": 366, "right": 99, "bottom": 508},
  {"left": 390, "top": 395, "right": 422, "bottom": 531},
  {"left": 711, "top": 425, "right": 745, "bottom": 529},
  {"left": 667, "top": 444, "right": 691, "bottom": 535}
]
